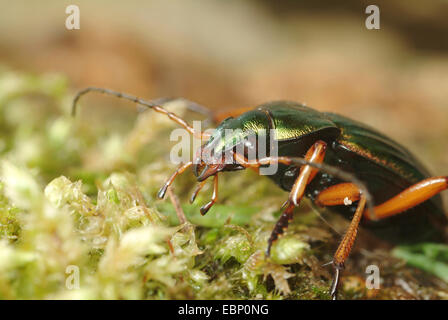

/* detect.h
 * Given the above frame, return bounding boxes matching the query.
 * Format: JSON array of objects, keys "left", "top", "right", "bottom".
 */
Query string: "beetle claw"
[
  {"left": 200, "top": 202, "right": 212, "bottom": 215},
  {"left": 330, "top": 263, "right": 342, "bottom": 300},
  {"left": 265, "top": 242, "right": 273, "bottom": 258},
  {"left": 157, "top": 185, "right": 168, "bottom": 199},
  {"left": 190, "top": 192, "right": 197, "bottom": 204},
  {"left": 190, "top": 181, "right": 206, "bottom": 204}
]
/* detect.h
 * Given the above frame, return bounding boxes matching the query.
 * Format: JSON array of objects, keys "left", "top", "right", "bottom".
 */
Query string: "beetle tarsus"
[
  {"left": 266, "top": 202, "right": 295, "bottom": 257},
  {"left": 157, "top": 185, "right": 168, "bottom": 199},
  {"left": 200, "top": 203, "right": 212, "bottom": 215},
  {"left": 330, "top": 264, "right": 343, "bottom": 300},
  {"left": 198, "top": 175, "right": 218, "bottom": 216},
  {"left": 190, "top": 180, "right": 207, "bottom": 204},
  {"left": 190, "top": 192, "right": 197, "bottom": 204}
]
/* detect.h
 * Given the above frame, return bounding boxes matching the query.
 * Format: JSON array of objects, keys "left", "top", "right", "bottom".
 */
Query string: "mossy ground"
[{"left": 0, "top": 70, "right": 447, "bottom": 299}]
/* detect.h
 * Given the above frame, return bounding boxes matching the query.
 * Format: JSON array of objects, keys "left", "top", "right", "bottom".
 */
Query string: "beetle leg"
[
  {"left": 330, "top": 266, "right": 341, "bottom": 300},
  {"left": 199, "top": 174, "right": 219, "bottom": 215},
  {"left": 331, "top": 194, "right": 367, "bottom": 300},
  {"left": 233, "top": 141, "right": 328, "bottom": 256},
  {"left": 364, "top": 176, "right": 448, "bottom": 220},
  {"left": 316, "top": 177, "right": 448, "bottom": 221},
  {"left": 157, "top": 162, "right": 193, "bottom": 199},
  {"left": 289, "top": 141, "right": 327, "bottom": 206},
  {"left": 190, "top": 180, "right": 208, "bottom": 203},
  {"left": 316, "top": 178, "right": 448, "bottom": 299},
  {"left": 265, "top": 142, "right": 328, "bottom": 256},
  {"left": 266, "top": 201, "right": 296, "bottom": 256},
  {"left": 265, "top": 199, "right": 294, "bottom": 255},
  {"left": 315, "top": 182, "right": 361, "bottom": 207},
  {"left": 314, "top": 185, "right": 368, "bottom": 299}
]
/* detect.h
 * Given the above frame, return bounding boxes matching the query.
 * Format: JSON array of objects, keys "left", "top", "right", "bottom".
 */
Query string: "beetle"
[{"left": 72, "top": 87, "right": 448, "bottom": 299}]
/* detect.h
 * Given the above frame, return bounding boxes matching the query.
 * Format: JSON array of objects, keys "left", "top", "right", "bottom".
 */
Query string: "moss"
[
  {"left": 392, "top": 244, "right": 448, "bottom": 282},
  {"left": 0, "top": 69, "right": 447, "bottom": 299}
]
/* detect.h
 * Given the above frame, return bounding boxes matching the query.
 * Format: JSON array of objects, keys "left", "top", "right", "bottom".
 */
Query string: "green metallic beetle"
[{"left": 73, "top": 88, "right": 448, "bottom": 300}]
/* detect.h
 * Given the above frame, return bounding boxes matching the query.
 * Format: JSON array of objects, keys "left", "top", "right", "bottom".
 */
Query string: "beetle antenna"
[
  {"left": 140, "top": 97, "right": 213, "bottom": 121},
  {"left": 72, "top": 87, "right": 210, "bottom": 140},
  {"left": 309, "top": 202, "right": 342, "bottom": 236}
]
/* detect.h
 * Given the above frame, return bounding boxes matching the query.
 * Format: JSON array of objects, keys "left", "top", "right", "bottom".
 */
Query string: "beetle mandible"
[{"left": 73, "top": 87, "right": 448, "bottom": 300}]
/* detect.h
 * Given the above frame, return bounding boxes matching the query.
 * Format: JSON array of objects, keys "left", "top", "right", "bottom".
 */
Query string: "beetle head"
[
  {"left": 192, "top": 117, "right": 248, "bottom": 181},
  {"left": 192, "top": 146, "right": 225, "bottom": 181}
]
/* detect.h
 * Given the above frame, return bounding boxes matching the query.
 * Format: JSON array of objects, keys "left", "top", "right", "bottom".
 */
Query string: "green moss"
[
  {"left": 270, "top": 236, "right": 310, "bottom": 265},
  {"left": 393, "top": 244, "right": 448, "bottom": 282}
]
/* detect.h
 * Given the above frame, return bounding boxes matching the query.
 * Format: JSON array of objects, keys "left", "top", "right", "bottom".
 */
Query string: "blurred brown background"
[{"left": 0, "top": 0, "right": 447, "bottom": 197}]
